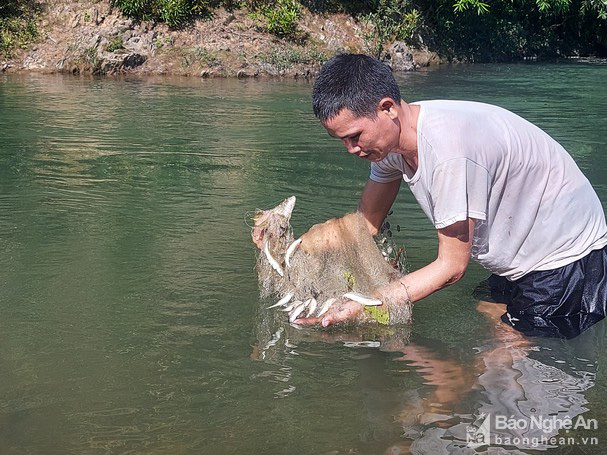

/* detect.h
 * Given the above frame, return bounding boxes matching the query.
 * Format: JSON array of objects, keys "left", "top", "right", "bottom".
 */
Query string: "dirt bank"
[{"left": 1, "top": 0, "right": 440, "bottom": 77}]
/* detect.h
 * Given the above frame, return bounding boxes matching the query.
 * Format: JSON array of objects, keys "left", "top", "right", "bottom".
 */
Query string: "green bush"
[
  {"left": 110, "top": 0, "right": 217, "bottom": 27},
  {"left": 245, "top": 0, "right": 301, "bottom": 39},
  {"left": 0, "top": 0, "right": 38, "bottom": 58},
  {"left": 363, "top": 0, "right": 421, "bottom": 57},
  {"left": 258, "top": 45, "right": 327, "bottom": 69},
  {"left": 418, "top": 0, "right": 607, "bottom": 60},
  {"left": 106, "top": 34, "right": 125, "bottom": 52},
  {"left": 113, "top": 0, "right": 148, "bottom": 19},
  {"left": 158, "top": 0, "right": 190, "bottom": 25},
  {"left": 193, "top": 46, "right": 220, "bottom": 65},
  {"left": 263, "top": 0, "right": 300, "bottom": 38},
  {"left": 81, "top": 46, "right": 100, "bottom": 72}
]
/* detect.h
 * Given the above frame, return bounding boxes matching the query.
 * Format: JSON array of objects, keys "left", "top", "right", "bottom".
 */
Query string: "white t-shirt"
[{"left": 370, "top": 100, "right": 607, "bottom": 280}]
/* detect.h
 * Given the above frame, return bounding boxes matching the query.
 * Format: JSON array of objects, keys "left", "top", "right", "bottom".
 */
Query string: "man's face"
[{"left": 323, "top": 105, "right": 400, "bottom": 162}]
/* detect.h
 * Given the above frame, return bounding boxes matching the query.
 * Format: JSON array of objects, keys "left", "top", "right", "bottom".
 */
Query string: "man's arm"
[
  {"left": 384, "top": 218, "right": 474, "bottom": 305},
  {"left": 358, "top": 178, "right": 402, "bottom": 236},
  {"left": 329, "top": 218, "right": 474, "bottom": 326},
  {"left": 359, "top": 178, "right": 474, "bottom": 302},
  {"left": 295, "top": 218, "right": 475, "bottom": 326}
]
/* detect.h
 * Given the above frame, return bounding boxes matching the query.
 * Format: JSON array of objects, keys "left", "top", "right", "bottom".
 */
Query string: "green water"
[{"left": 1, "top": 63, "right": 607, "bottom": 454}]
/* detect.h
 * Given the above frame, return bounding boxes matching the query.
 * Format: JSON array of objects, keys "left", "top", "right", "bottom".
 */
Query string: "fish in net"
[{"left": 251, "top": 196, "right": 412, "bottom": 325}]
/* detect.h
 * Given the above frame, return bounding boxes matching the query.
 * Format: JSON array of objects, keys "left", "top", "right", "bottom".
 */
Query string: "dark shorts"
[{"left": 483, "top": 246, "right": 607, "bottom": 339}]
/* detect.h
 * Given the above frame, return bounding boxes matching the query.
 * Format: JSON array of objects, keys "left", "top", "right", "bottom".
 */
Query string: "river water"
[{"left": 1, "top": 62, "right": 606, "bottom": 454}]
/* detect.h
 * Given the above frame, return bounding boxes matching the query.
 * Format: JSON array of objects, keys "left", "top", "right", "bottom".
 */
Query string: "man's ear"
[{"left": 378, "top": 97, "right": 399, "bottom": 120}]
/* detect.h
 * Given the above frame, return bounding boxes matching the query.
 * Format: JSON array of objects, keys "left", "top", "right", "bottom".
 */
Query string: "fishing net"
[{"left": 253, "top": 197, "right": 412, "bottom": 325}]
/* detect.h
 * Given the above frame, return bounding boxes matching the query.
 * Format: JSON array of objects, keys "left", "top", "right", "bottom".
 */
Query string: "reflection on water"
[
  {"left": 253, "top": 303, "right": 604, "bottom": 454},
  {"left": 1, "top": 63, "right": 607, "bottom": 454}
]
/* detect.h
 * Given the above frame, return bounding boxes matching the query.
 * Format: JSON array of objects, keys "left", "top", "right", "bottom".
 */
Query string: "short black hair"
[{"left": 312, "top": 54, "right": 401, "bottom": 122}]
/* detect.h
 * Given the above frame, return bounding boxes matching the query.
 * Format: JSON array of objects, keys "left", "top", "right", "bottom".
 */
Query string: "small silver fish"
[
  {"left": 289, "top": 301, "right": 309, "bottom": 322},
  {"left": 317, "top": 297, "right": 337, "bottom": 317},
  {"left": 305, "top": 298, "right": 318, "bottom": 317},
  {"left": 263, "top": 239, "right": 284, "bottom": 277},
  {"left": 343, "top": 341, "right": 381, "bottom": 348},
  {"left": 281, "top": 300, "right": 302, "bottom": 312},
  {"left": 285, "top": 238, "right": 302, "bottom": 268},
  {"left": 343, "top": 292, "right": 382, "bottom": 306},
  {"left": 267, "top": 292, "right": 293, "bottom": 309}
]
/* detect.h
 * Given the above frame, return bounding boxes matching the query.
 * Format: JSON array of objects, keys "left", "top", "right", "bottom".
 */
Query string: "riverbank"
[{"left": 1, "top": 0, "right": 440, "bottom": 78}]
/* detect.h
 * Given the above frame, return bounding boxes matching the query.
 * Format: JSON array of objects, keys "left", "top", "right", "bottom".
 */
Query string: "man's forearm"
[
  {"left": 381, "top": 258, "right": 468, "bottom": 319},
  {"left": 383, "top": 219, "right": 474, "bottom": 309},
  {"left": 402, "top": 258, "right": 466, "bottom": 301}
]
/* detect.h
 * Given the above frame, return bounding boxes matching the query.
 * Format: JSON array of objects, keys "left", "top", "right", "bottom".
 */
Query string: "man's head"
[
  {"left": 312, "top": 54, "right": 402, "bottom": 122},
  {"left": 312, "top": 54, "right": 404, "bottom": 162}
]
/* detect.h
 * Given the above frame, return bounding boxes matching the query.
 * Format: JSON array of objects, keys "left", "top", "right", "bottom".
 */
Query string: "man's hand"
[
  {"left": 292, "top": 280, "right": 410, "bottom": 328},
  {"left": 293, "top": 299, "right": 363, "bottom": 327}
]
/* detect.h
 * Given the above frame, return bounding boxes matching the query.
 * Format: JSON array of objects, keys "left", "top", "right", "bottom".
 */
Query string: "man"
[{"left": 294, "top": 53, "right": 607, "bottom": 337}]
